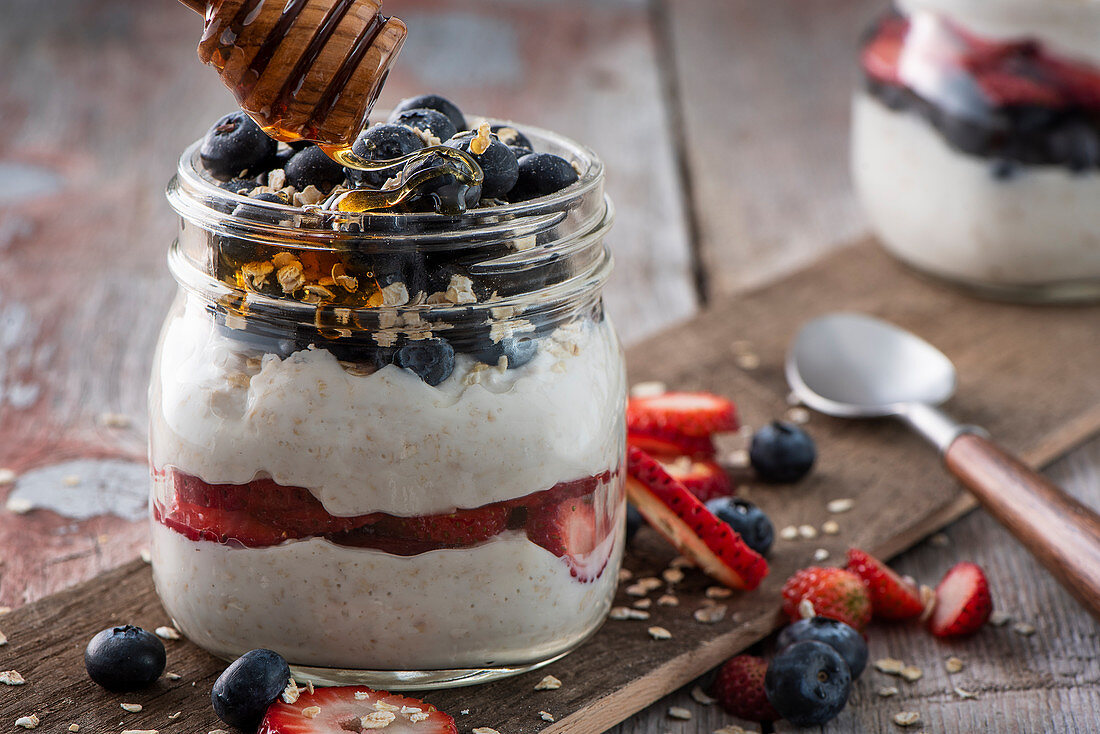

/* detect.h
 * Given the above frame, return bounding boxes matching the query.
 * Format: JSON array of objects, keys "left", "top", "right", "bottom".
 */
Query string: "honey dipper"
[{"left": 178, "top": 0, "right": 407, "bottom": 150}]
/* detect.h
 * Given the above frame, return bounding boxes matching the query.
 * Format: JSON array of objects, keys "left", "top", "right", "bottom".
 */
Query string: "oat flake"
[
  {"left": 945, "top": 657, "right": 964, "bottom": 674},
  {"left": 154, "top": 626, "right": 181, "bottom": 641},
  {"left": 893, "top": 711, "right": 921, "bottom": 727},
  {"left": 798, "top": 524, "right": 818, "bottom": 539},
  {"left": 989, "top": 610, "right": 1011, "bottom": 627},
  {"left": 648, "top": 626, "right": 672, "bottom": 640},
  {"left": 360, "top": 711, "right": 396, "bottom": 729},
  {"left": 694, "top": 604, "right": 727, "bottom": 624},
  {"left": 1014, "top": 622, "right": 1037, "bottom": 636},
  {"left": 668, "top": 706, "right": 692, "bottom": 720},
  {"left": 538, "top": 711, "right": 555, "bottom": 722},
  {"left": 779, "top": 525, "right": 799, "bottom": 540},
  {"left": 534, "top": 674, "right": 562, "bottom": 691},
  {"left": 878, "top": 686, "right": 899, "bottom": 697},
  {"left": 167, "top": 713, "right": 182, "bottom": 721},
  {"left": 14, "top": 715, "right": 38, "bottom": 730},
  {"left": 821, "top": 520, "right": 840, "bottom": 535},
  {"left": 302, "top": 707, "right": 321, "bottom": 719},
  {"left": 662, "top": 567, "right": 685, "bottom": 584},
  {"left": 900, "top": 665, "right": 923, "bottom": 682},
  {"left": 471, "top": 728, "right": 500, "bottom": 734},
  {"left": 0, "top": 670, "right": 26, "bottom": 685},
  {"left": 812, "top": 548, "right": 830, "bottom": 562},
  {"left": 705, "top": 586, "right": 733, "bottom": 599},
  {"left": 120, "top": 704, "right": 143, "bottom": 713},
  {"left": 691, "top": 685, "right": 717, "bottom": 705},
  {"left": 0, "top": 468, "right": 15, "bottom": 485},
  {"left": 875, "top": 658, "right": 906, "bottom": 675},
  {"left": 954, "top": 685, "right": 979, "bottom": 699},
  {"left": 657, "top": 594, "right": 679, "bottom": 607},
  {"left": 68, "top": 725, "right": 79, "bottom": 732},
  {"left": 618, "top": 568, "right": 634, "bottom": 582},
  {"left": 165, "top": 672, "right": 182, "bottom": 681}
]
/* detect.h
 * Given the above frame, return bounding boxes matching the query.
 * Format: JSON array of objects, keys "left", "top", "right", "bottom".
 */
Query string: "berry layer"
[{"left": 150, "top": 299, "right": 625, "bottom": 518}]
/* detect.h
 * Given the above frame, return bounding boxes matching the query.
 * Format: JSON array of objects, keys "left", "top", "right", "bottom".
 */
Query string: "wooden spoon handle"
[{"left": 945, "top": 432, "right": 1100, "bottom": 620}]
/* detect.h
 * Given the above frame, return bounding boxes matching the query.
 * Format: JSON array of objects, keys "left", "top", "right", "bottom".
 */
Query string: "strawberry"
[
  {"left": 712, "top": 655, "right": 779, "bottom": 722},
  {"left": 659, "top": 457, "right": 734, "bottom": 502},
  {"left": 928, "top": 562, "right": 992, "bottom": 637},
  {"left": 847, "top": 548, "right": 924, "bottom": 620},
  {"left": 625, "top": 446, "right": 767, "bottom": 590},
  {"left": 973, "top": 70, "right": 1066, "bottom": 108},
  {"left": 781, "top": 567, "right": 873, "bottom": 632},
  {"left": 258, "top": 685, "right": 456, "bottom": 734},
  {"left": 379, "top": 505, "right": 510, "bottom": 547},
  {"left": 860, "top": 15, "right": 907, "bottom": 86},
  {"left": 627, "top": 428, "right": 716, "bottom": 459},
  {"left": 626, "top": 391, "right": 738, "bottom": 438},
  {"left": 527, "top": 496, "right": 610, "bottom": 582},
  {"left": 155, "top": 501, "right": 289, "bottom": 548}
]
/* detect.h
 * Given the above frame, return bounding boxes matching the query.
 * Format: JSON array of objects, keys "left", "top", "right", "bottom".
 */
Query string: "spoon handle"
[{"left": 945, "top": 432, "right": 1100, "bottom": 620}]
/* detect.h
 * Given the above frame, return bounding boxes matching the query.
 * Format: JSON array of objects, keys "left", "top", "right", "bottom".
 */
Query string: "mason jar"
[
  {"left": 149, "top": 121, "right": 625, "bottom": 689},
  {"left": 852, "top": 1, "right": 1100, "bottom": 301}
]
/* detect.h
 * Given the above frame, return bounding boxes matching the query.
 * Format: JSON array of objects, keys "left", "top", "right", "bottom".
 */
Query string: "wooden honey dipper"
[{"left": 178, "top": 0, "right": 407, "bottom": 150}]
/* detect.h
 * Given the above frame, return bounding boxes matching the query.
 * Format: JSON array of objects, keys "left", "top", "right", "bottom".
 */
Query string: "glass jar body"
[
  {"left": 149, "top": 125, "right": 625, "bottom": 688},
  {"left": 852, "top": 4, "right": 1100, "bottom": 301}
]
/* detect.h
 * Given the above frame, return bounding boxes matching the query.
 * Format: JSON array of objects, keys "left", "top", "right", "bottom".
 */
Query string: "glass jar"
[
  {"left": 851, "top": 1, "right": 1100, "bottom": 301},
  {"left": 149, "top": 121, "right": 625, "bottom": 689}
]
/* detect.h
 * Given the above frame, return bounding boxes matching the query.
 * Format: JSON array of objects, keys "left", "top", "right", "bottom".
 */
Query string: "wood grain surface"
[{"left": 1, "top": 241, "right": 1099, "bottom": 734}]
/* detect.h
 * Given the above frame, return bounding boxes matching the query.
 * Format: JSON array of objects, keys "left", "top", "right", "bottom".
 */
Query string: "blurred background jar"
[{"left": 851, "top": 0, "right": 1100, "bottom": 301}]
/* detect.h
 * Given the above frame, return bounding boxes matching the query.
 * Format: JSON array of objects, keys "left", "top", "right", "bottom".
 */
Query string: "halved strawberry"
[
  {"left": 155, "top": 501, "right": 289, "bottom": 548},
  {"left": 628, "top": 428, "right": 716, "bottom": 459},
  {"left": 847, "top": 548, "right": 924, "bottom": 620},
  {"left": 378, "top": 505, "right": 510, "bottom": 547},
  {"left": 527, "top": 496, "right": 611, "bottom": 582},
  {"left": 928, "top": 562, "right": 992, "bottom": 637},
  {"left": 626, "top": 391, "right": 738, "bottom": 438},
  {"left": 659, "top": 457, "right": 734, "bottom": 502},
  {"left": 625, "top": 446, "right": 767, "bottom": 590},
  {"left": 781, "top": 566, "right": 873, "bottom": 632},
  {"left": 259, "top": 685, "right": 456, "bottom": 734}
]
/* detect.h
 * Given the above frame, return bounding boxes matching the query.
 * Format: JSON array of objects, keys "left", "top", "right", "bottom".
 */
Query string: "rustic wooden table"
[{"left": 1, "top": 0, "right": 1097, "bottom": 731}]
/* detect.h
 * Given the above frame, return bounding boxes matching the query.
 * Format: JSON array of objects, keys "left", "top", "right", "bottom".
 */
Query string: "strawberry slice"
[
  {"left": 259, "top": 685, "right": 456, "bottom": 734},
  {"left": 627, "top": 391, "right": 738, "bottom": 438},
  {"left": 628, "top": 428, "right": 716, "bottom": 459},
  {"left": 846, "top": 548, "right": 924, "bottom": 620},
  {"left": 973, "top": 70, "right": 1066, "bottom": 108},
  {"left": 527, "top": 496, "right": 611, "bottom": 582},
  {"left": 928, "top": 562, "right": 993, "bottom": 637},
  {"left": 155, "top": 501, "right": 289, "bottom": 548},
  {"left": 625, "top": 446, "right": 767, "bottom": 590},
  {"left": 378, "top": 505, "right": 510, "bottom": 547},
  {"left": 659, "top": 457, "right": 734, "bottom": 502}
]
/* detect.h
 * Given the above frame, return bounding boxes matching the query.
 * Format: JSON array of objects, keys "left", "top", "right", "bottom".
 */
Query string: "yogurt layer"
[
  {"left": 151, "top": 301, "right": 625, "bottom": 517},
  {"left": 852, "top": 92, "right": 1100, "bottom": 286},
  {"left": 151, "top": 519, "right": 623, "bottom": 670}
]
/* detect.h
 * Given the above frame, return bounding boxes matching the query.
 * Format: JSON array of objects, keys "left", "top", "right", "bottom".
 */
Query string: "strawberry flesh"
[
  {"left": 658, "top": 457, "right": 733, "bottom": 502},
  {"left": 259, "top": 685, "right": 456, "bottom": 734},
  {"left": 847, "top": 547, "right": 924, "bottom": 620},
  {"left": 627, "top": 391, "right": 738, "bottom": 437},
  {"left": 627, "top": 428, "right": 716, "bottom": 460},
  {"left": 929, "top": 562, "right": 992, "bottom": 637},
  {"left": 526, "top": 494, "right": 612, "bottom": 582}
]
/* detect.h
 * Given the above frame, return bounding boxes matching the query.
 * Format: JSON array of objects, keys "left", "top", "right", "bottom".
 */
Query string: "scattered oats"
[
  {"left": 798, "top": 524, "right": 818, "bottom": 539},
  {"left": 380, "top": 281, "right": 410, "bottom": 307},
  {"left": 15, "top": 716, "right": 38, "bottom": 730},
  {"left": 301, "top": 707, "right": 321, "bottom": 719},
  {"left": 945, "top": 657, "right": 964, "bottom": 674},
  {"left": 633, "top": 598, "right": 652, "bottom": 610},
  {"left": 630, "top": 381, "right": 666, "bottom": 398},
  {"left": 1014, "top": 622, "right": 1036, "bottom": 636},
  {"left": 798, "top": 599, "right": 816, "bottom": 620},
  {"left": 305, "top": 680, "right": 314, "bottom": 694},
  {"left": 98, "top": 412, "right": 131, "bottom": 428},
  {"left": 826, "top": 498, "right": 854, "bottom": 514},
  {"left": 713, "top": 727, "right": 751, "bottom": 734},
  {"left": 609, "top": 607, "right": 632, "bottom": 620},
  {"left": 267, "top": 168, "right": 287, "bottom": 190},
  {"left": 471, "top": 728, "right": 499, "bottom": 734},
  {"left": 989, "top": 610, "right": 1011, "bottom": 627},
  {"left": 900, "top": 665, "right": 923, "bottom": 682},
  {"left": 6, "top": 497, "right": 32, "bottom": 514},
  {"left": 657, "top": 594, "right": 679, "bottom": 607},
  {"left": 538, "top": 711, "right": 555, "bottom": 722},
  {"left": 821, "top": 520, "right": 840, "bottom": 535},
  {"left": 69, "top": 725, "right": 79, "bottom": 732},
  {"left": 139, "top": 548, "right": 152, "bottom": 564},
  {"left": 282, "top": 678, "right": 301, "bottom": 704},
  {"left": 276, "top": 263, "right": 306, "bottom": 293},
  {"left": 786, "top": 407, "right": 811, "bottom": 424},
  {"left": 534, "top": 674, "right": 562, "bottom": 691},
  {"left": 812, "top": 548, "right": 830, "bottom": 562},
  {"left": 399, "top": 706, "right": 421, "bottom": 715},
  {"left": 155, "top": 626, "right": 181, "bottom": 641},
  {"left": 638, "top": 576, "right": 664, "bottom": 591},
  {"left": 372, "top": 702, "right": 400, "bottom": 713},
  {"left": 297, "top": 185, "right": 324, "bottom": 206},
  {"left": 618, "top": 568, "right": 634, "bottom": 582},
  {"left": 360, "top": 711, "right": 396, "bottom": 729},
  {"left": 167, "top": 712, "right": 182, "bottom": 720},
  {"left": 409, "top": 713, "right": 429, "bottom": 723},
  {"left": 662, "top": 568, "right": 685, "bottom": 584},
  {"left": 691, "top": 685, "right": 717, "bottom": 705},
  {"left": 670, "top": 555, "right": 694, "bottom": 569},
  {"left": 460, "top": 710, "right": 470, "bottom": 716},
  {"left": 878, "top": 686, "right": 899, "bottom": 698},
  {"left": 725, "top": 448, "right": 750, "bottom": 468},
  {"left": 875, "top": 658, "right": 906, "bottom": 675},
  {"left": 165, "top": 672, "right": 182, "bottom": 681},
  {"left": 626, "top": 609, "right": 651, "bottom": 621},
  {"left": 470, "top": 122, "right": 492, "bottom": 156},
  {"left": 786, "top": 391, "right": 804, "bottom": 406},
  {"left": 444, "top": 275, "right": 477, "bottom": 305},
  {"left": 954, "top": 685, "right": 979, "bottom": 700},
  {"left": 354, "top": 692, "right": 371, "bottom": 700},
  {"left": 735, "top": 353, "right": 760, "bottom": 370},
  {"left": 779, "top": 525, "right": 799, "bottom": 541},
  {"left": 0, "top": 468, "right": 15, "bottom": 485},
  {"left": 0, "top": 670, "right": 26, "bottom": 685},
  {"left": 0, "top": 608, "right": 10, "bottom": 615},
  {"left": 648, "top": 626, "right": 672, "bottom": 640},
  {"left": 893, "top": 711, "right": 921, "bottom": 727},
  {"left": 694, "top": 604, "right": 727, "bottom": 624},
  {"left": 625, "top": 583, "right": 649, "bottom": 597},
  {"left": 668, "top": 706, "right": 692, "bottom": 720},
  {"left": 929, "top": 532, "right": 951, "bottom": 547},
  {"left": 62, "top": 474, "right": 81, "bottom": 487},
  {"left": 705, "top": 586, "right": 733, "bottom": 599},
  {"left": 121, "top": 704, "right": 143, "bottom": 713},
  {"left": 919, "top": 584, "right": 936, "bottom": 623}
]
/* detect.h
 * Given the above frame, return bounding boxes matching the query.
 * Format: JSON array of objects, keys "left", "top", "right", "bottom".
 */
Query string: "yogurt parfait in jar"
[{"left": 149, "top": 96, "right": 626, "bottom": 688}]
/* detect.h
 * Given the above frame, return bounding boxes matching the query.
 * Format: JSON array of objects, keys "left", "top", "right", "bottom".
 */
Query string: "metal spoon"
[{"left": 787, "top": 312, "right": 1100, "bottom": 620}]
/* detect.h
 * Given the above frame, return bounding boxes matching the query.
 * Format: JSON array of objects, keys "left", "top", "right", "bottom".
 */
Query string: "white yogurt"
[{"left": 851, "top": 92, "right": 1100, "bottom": 288}]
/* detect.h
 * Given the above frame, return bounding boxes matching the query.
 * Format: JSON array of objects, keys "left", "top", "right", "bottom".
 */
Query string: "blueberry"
[
  {"left": 231, "top": 192, "right": 288, "bottom": 226},
  {"left": 490, "top": 124, "right": 533, "bottom": 153},
  {"left": 388, "top": 108, "right": 458, "bottom": 143},
  {"left": 84, "top": 625, "right": 166, "bottom": 691},
  {"left": 509, "top": 152, "right": 579, "bottom": 202},
  {"left": 402, "top": 150, "right": 483, "bottom": 214},
  {"left": 777, "top": 617, "right": 868, "bottom": 679},
  {"left": 764, "top": 640, "right": 852, "bottom": 726},
  {"left": 626, "top": 503, "right": 643, "bottom": 543},
  {"left": 445, "top": 130, "right": 519, "bottom": 199},
  {"left": 201, "top": 111, "right": 277, "bottom": 179},
  {"left": 474, "top": 335, "right": 538, "bottom": 369},
  {"left": 392, "top": 94, "right": 466, "bottom": 132},
  {"left": 395, "top": 338, "right": 455, "bottom": 385},
  {"left": 704, "top": 497, "right": 774, "bottom": 556},
  {"left": 347, "top": 250, "right": 428, "bottom": 295},
  {"left": 283, "top": 144, "right": 346, "bottom": 191},
  {"left": 218, "top": 175, "right": 263, "bottom": 195},
  {"left": 347, "top": 124, "right": 425, "bottom": 188},
  {"left": 211, "top": 649, "right": 291, "bottom": 731},
  {"left": 749, "top": 421, "right": 816, "bottom": 483}
]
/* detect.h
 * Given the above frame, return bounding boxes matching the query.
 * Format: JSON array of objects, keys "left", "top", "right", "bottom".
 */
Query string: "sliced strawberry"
[
  {"left": 781, "top": 566, "right": 873, "bottom": 632},
  {"left": 155, "top": 501, "right": 290, "bottom": 548},
  {"left": 973, "top": 70, "right": 1066, "bottom": 108},
  {"left": 846, "top": 548, "right": 924, "bottom": 620},
  {"left": 626, "top": 391, "right": 738, "bottom": 438},
  {"left": 860, "top": 15, "right": 907, "bottom": 85},
  {"left": 378, "top": 505, "right": 510, "bottom": 547},
  {"left": 1041, "top": 56, "right": 1100, "bottom": 108},
  {"left": 712, "top": 655, "right": 779, "bottom": 722},
  {"left": 928, "top": 562, "right": 992, "bottom": 637},
  {"left": 625, "top": 446, "right": 767, "bottom": 590},
  {"left": 628, "top": 428, "right": 716, "bottom": 459},
  {"left": 659, "top": 457, "right": 734, "bottom": 502},
  {"left": 259, "top": 685, "right": 456, "bottom": 734},
  {"left": 527, "top": 496, "right": 611, "bottom": 582}
]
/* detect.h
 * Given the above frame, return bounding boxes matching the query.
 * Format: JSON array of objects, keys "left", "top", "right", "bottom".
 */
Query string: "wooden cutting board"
[{"left": 2, "top": 241, "right": 1099, "bottom": 734}]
